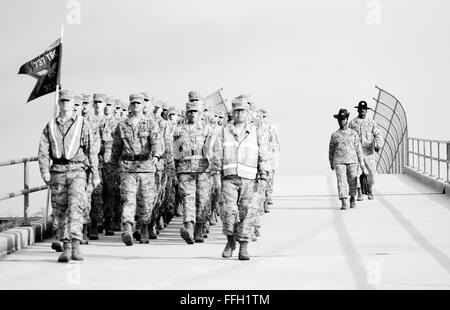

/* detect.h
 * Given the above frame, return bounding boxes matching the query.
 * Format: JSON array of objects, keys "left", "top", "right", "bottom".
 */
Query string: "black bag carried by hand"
[{"left": 360, "top": 172, "right": 369, "bottom": 195}]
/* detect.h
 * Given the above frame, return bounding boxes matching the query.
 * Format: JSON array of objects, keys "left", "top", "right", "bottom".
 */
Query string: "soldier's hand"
[
  {"left": 330, "top": 165, "right": 334, "bottom": 171},
  {"left": 213, "top": 174, "right": 221, "bottom": 190},
  {"left": 42, "top": 172, "right": 51, "bottom": 184},
  {"left": 374, "top": 146, "right": 381, "bottom": 153},
  {"left": 93, "top": 175, "right": 101, "bottom": 188}
]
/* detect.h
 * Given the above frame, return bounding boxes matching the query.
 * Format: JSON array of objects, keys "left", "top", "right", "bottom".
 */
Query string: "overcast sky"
[{"left": 1, "top": 0, "right": 449, "bottom": 200}]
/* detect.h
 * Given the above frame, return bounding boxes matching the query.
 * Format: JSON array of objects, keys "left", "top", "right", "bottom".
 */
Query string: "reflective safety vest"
[
  {"left": 47, "top": 116, "right": 84, "bottom": 160},
  {"left": 222, "top": 124, "right": 259, "bottom": 180}
]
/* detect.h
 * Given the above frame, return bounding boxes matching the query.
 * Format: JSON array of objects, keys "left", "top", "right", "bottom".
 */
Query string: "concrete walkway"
[{"left": 1, "top": 174, "right": 450, "bottom": 290}]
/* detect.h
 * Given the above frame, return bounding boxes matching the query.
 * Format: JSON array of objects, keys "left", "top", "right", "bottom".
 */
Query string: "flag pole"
[
  {"left": 46, "top": 25, "right": 64, "bottom": 228},
  {"left": 53, "top": 25, "right": 64, "bottom": 118}
]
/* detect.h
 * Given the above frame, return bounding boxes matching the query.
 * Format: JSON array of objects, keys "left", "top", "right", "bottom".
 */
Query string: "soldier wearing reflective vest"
[
  {"left": 38, "top": 89, "right": 100, "bottom": 263},
  {"left": 348, "top": 101, "right": 384, "bottom": 201},
  {"left": 173, "top": 98, "right": 216, "bottom": 244},
  {"left": 111, "top": 93, "right": 163, "bottom": 246},
  {"left": 214, "top": 97, "right": 271, "bottom": 261}
]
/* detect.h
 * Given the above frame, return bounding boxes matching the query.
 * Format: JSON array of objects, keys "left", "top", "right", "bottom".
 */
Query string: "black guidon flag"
[{"left": 18, "top": 38, "right": 62, "bottom": 102}]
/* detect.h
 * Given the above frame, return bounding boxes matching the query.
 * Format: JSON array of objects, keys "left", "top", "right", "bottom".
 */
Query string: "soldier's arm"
[
  {"left": 211, "top": 126, "right": 224, "bottom": 174},
  {"left": 149, "top": 119, "right": 164, "bottom": 159},
  {"left": 328, "top": 134, "right": 336, "bottom": 168},
  {"left": 256, "top": 126, "right": 270, "bottom": 180},
  {"left": 354, "top": 132, "right": 365, "bottom": 168},
  {"left": 38, "top": 125, "right": 51, "bottom": 180},
  {"left": 372, "top": 121, "right": 384, "bottom": 149},
  {"left": 84, "top": 122, "right": 99, "bottom": 179},
  {"left": 111, "top": 124, "right": 123, "bottom": 168}
]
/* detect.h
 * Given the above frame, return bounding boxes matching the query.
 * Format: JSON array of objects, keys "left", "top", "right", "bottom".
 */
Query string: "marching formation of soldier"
[
  {"left": 38, "top": 89, "right": 280, "bottom": 263},
  {"left": 328, "top": 101, "right": 384, "bottom": 210}
]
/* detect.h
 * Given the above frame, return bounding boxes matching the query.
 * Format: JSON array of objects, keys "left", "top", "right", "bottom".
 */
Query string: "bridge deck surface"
[{"left": 1, "top": 174, "right": 449, "bottom": 290}]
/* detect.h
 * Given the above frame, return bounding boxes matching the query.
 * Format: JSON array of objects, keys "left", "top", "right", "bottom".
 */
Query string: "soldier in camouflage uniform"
[
  {"left": 173, "top": 95, "right": 216, "bottom": 244},
  {"left": 102, "top": 97, "right": 121, "bottom": 234},
  {"left": 215, "top": 97, "right": 270, "bottom": 260},
  {"left": 85, "top": 93, "right": 108, "bottom": 240},
  {"left": 166, "top": 107, "right": 180, "bottom": 217},
  {"left": 348, "top": 101, "right": 384, "bottom": 201},
  {"left": 111, "top": 93, "right": 163, "bottom": 245},
  {"left": 114, "top": 99, "right": 122, "bottom": 119},
  {"left": 38, "top": 89, "right": 99, "bottom": 262},
  {"left": 329, "top": 108, "right": 366, "bottom": 210}
]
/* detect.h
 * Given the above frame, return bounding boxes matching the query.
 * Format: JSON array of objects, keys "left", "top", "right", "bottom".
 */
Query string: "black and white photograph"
[{"left": 1, "top": 0, "right": 450, "bottom": 297}]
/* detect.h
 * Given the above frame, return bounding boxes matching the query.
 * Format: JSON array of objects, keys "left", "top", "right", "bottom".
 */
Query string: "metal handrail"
[
  {"left": 406, "top": 137, "right": 450, "bottom": 183},
  {"left": 0, "top": 156, "right": 49, "bottom": 226}
]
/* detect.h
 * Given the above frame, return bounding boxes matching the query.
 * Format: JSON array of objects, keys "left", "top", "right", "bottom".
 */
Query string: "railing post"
[
  {"left": 447, "top": 143, "right": 450, "bottom": 183},
  {"left": 23, "top": 161, "right": 30, "bottom": 226},
  {"left": 411, "top": 139, "right": 415, "bottom": 168},
  {"left": 423, "top": 140, "right": 426, "bottom": 174},
  {"left": 438, "top": 143, "right": 441, "bottom": 180},
  {"left": 430, "top": 141, "right": 433, "bottom": 177},
  {"left": 417, "top": 140, "right": 420, "bottom": 171}
]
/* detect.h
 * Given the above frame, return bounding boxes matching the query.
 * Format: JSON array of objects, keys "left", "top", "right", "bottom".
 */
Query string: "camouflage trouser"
[
  {"left": 178, "top": 173, "right": 212, "bottom": 224},
  {"left": 356, "top": 155, "right": 376, "bottom": 188},
  {"left": 335, "top": 163, "right": 358, "bottom": 199},
  {"left": 254, "top": 180, "right": 267, "bottom": 230},
  {"left": 102, "top": 166, "right": 121, "bottom": 221},
  {"left": 163, "top": 169, "right": 177, "bottom": 218},
  {"left": 89, "top": 169, "right": 103, "bottom": 224},
  {"left": 49, "top": 168, "right": 86, "bottom": 241},
  {"left": 81, "top": 173, "right": 94, "bottom": 225},
  {"left": 265, "top": 169, "right": 275, "bottom": 202},
  {"left": 220, "top": 176, "right": 258, "bottom": 242},
  {"left": 120, "top": 172, "right": 156, "bottom": 226}
]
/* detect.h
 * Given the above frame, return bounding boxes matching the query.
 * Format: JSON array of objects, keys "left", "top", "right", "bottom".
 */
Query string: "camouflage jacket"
[
  {"left": 38, "top": 115, "right": 99, "bottom": 177},
  {"left": 348, "top": 117, "right": 384, "bottom": 156},
  {"left": 111, "top": 115, "right": 163, "bottom": 173},
  {"left": 328, "top": 128, "right": 364, "bottom": 167}
]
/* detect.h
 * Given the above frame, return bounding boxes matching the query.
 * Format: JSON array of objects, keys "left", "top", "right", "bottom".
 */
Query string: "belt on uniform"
[
  {"left": 52, "top": 158, "right": 79, "bottom": 165},
  {"left": 122, "top": 154, "right": 150, "bottom": 161}
]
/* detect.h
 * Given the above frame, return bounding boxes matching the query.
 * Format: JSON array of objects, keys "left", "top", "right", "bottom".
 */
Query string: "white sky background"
[{"left": 1, "top": 0, "right": 450, "bottom": 215}]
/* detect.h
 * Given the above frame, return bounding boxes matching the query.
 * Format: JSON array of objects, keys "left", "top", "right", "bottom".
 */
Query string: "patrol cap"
[
  {"left": 93, "top": 93, "right": 106, "bottom": 103},
  {"left": 129, "top": 93, "right": 144, "bottom": 104},
  {"left": 180, "top": 109, "right": 186, "bottom": 117},
  {"left": 74, "top": 94, "right": 82, "bottom": 106},
  {"left": 81, "top": 94, "right": 91, "bottom": 104},
  {"left": 333, "top": 108, "right": 350, "bottom": 119},
  {"left": 259, "top": 109, "right": 268, "bottom": 117},
  {"left": 354, "top": 100, "right": 372, "bottom": 110},
  {"left": 216, "top": 110, "right": 225, "bottom": 118},
  {"left": 188, "top": 91, "right": 201, "bottom": 101},
  {"left": 161, "top": 102, "right": 169, "bottom": 110},
  {"left": 141, "top": 92, "right": 152, "bottom": 101},
  {"left": 186, "top": 101, "right": 200, "bottom": 112},
  {"left": 105, "top": 97, "right": 114, "bottom": 106},
  {"left": 115, "top": 99, "right": 122, "bottom": 109},
  {"left": 59, "top": 89, "right": 74, "bottom": 101},
  {"left": 168, "top": 106, "right": 178, "bottom": 115},
  {"left": 231, "top": 97, "right": 249, "bottom": 111},
  {"left": 153, "top": 99, "right": 162, "bottom": 108}
]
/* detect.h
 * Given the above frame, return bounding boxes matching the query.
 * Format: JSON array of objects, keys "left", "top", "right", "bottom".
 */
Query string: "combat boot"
[
  {"left": 209, "top": 212, "right": 217, "bottom": 226},
  {"left": 121, "top": 223, "right": 133, "bottom": 246},
  {"left": 357, "top": 188, "right": 364, "bottom": 201},
  {"left": 98, "top": 223, "right": 104, "bottom": 234},
  {"left": 368, "top": 186, "right": 374, "bottom": 200},
  {"left": 340, "top": 198, "right": 348, "bottom": 210},
  {"left": 350, "top": 196, "right": 356, "bottom": 208},
  {"left": 80, "top": 224, "right": 89, "bottom": 245},
  {"left": 251, "top": 233, "right": 258, "bottom": 242},
  {"left": 113, "top": 217, "right": 121, "bottom": 232},
  {"left": 238, "top": 241, "right": 250, "bottom": 260},
  {"left": 133, "top": 230, "right": 141, "bottom": 241},
  {"left": 194, "top": 223, "right": 204, "bottom": 243},
  {"left": 57, "top": 241, "right": 72, "bottom": 263},
  {"left": 149, "top": 224, "right": 158, "bottom": 239},
  {"left": 51, "top": 241, "right": 63, "bottom": 252},
  {"left": 104, "top": 218, "right": 114, "bottom": 236},
  {"left": 222, "top": 235, "right": 236, "bottom": 258},
  {"left": 71, "top": 239, "right": 84, "bottom": 261},
  {"left": 180, "top": 222, "right": 194, "bottom": 244},
  {"left": 140, "top": 224, "right": 150, "bottom": 244},
  {"left": 157, "top": 215, "right": 164, "bottom": 231},
  {"left": 89, "top": 221, "right": 99, "bottom": 240}
]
